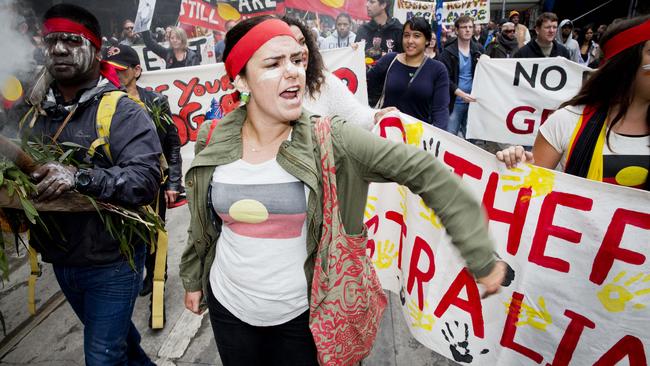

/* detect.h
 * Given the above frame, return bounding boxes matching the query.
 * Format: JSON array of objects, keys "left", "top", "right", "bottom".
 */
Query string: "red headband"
[
  {"left": 224, "top": 19, "right": 296, "bottom": 79},
  {"left": 43, "top": 18, "right": 121, "bottom": 87},
  {"left": 602, "top": 20, "right": 650, "bottom": 62},
  {"left": 43, "top": 17, "right": 102, "bottom": 50}
]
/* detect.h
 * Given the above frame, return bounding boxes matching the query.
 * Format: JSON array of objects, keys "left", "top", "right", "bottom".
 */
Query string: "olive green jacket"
[{"left": 179, "top": 107, "right": 496, "bottom": 306}]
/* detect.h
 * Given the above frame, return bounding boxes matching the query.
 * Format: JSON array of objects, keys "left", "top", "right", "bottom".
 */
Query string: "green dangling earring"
[{"left": 240, "top": 91, "right": 251, "bottom": 104}]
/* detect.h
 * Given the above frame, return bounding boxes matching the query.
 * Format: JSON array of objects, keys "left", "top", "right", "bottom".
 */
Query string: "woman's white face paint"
[
  {"left": 244, "top": 36, "right": 306, "bottom": 123},
  {"left": 256, "top": 58, "right": 306, "bottom": 83}
]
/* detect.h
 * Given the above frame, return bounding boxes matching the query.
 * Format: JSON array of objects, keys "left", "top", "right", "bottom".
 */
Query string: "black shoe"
[{"left": 139, "top": 278, "right": 153, "bottom": 297}]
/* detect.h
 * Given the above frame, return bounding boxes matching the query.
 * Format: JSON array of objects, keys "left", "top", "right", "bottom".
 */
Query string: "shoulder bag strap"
[{"left": 374, "top": 55, "right": 398, "bottom": 109}]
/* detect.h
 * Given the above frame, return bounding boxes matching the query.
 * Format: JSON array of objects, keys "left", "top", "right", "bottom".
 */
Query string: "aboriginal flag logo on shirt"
[{"left": 211, "top": 182, "right": 307, "bottom": 239}]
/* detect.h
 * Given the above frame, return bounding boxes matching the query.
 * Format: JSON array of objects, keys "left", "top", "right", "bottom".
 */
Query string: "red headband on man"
[
  {"left": 602, "top": 20, "right": 650, "bottom": 62},
  {"left": 224, "top": 19, "right": 296, "bottom": 79},
  {"left": 43, "top": 17, "right": 121, "bottom": 87},
  {"left": 43, "top": 17, "right": 102, "bottom": 50}
]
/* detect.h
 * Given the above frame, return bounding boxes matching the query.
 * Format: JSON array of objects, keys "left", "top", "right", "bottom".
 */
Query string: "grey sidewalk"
[{"left": 0, "top": 204, "right": 457, "bottom": 366}]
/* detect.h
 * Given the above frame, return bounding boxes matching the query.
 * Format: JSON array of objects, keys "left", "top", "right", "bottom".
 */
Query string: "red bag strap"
[
  {"left": 205, "top": 119, "right": 219, "bottom": 145},
  {"left": 314, "top": 117, "right": 341, "bottom": 236}
]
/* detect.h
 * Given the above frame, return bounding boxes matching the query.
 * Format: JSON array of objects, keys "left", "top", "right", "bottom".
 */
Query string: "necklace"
[{"left": 243, "top": 122, "right": 292, "bottom": 152}]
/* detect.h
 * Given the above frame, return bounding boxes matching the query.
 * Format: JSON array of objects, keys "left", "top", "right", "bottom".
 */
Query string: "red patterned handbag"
[{"left": 309, "top": 118, "right": 388, "bottom": 365}]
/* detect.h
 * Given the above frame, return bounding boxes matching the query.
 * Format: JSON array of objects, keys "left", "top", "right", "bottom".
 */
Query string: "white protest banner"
[
  {"left": 138, "top": 45, "right": 368, "bottom": 146},
  {"left": 441, "top": 0, "right": 489, "bottom": 25},
  {"left": 134, "top": 0, "right": 156, "bottom": 34},
  {"left": 367, "top": 112, "right": 650, "bottom": 365},
  {"left": 133, "top": 34, "right": 216, "bottom": 72},
  {"left": 393, "top": 0, "right": 436, "bottom": 24},
  {"left": 467, "top": 57, "right": 592, "bottom": 146}
]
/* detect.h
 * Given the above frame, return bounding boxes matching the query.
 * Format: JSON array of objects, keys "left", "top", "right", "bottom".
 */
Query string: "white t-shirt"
[
  {"left": 209, "top": 158, "right": 310, "bottom": 326},
  {"left": 539, "top": 105, "right": 650, "bottom": 189}
]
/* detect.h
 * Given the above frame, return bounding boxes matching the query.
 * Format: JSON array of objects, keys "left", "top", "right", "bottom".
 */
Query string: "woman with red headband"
[
  {"left": 180, "top": 15, "right": 506, "bottom": 365},
  {"left": 498, "top": 15, "right": 650, "bottom": 191}
]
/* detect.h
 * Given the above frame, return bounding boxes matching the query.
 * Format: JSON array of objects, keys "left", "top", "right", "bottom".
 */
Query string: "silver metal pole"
[
  {"left": 502, "top": 0, "right": 507, "bottom": 19},
  {"left": 628, "top": 0, "right": 638, "bottom": 17},
  {"left": 571, "top": 0, "right": 615, "bottom": 23}
]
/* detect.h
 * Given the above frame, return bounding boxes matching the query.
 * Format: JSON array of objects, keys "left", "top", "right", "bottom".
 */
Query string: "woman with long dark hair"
[
  {"left": 577, "top": 24, "right": 600, "bottom": 67},
  {"left": 180, "top": 15, "right": 506, "bottom": 365},
  {"left": 367, "top": 17, "right": 450, "bottom": 129},
  {"left": 498, "top": 16, "right": 650, "bottom": 191}
]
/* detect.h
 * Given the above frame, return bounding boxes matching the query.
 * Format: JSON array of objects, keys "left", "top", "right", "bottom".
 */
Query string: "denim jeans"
[
  {"left": 207, "top": 284, "right": 318, "bottom": 366},
  {"left": 53, "top": 245, "right": 153, "bottom": 366},
  {"left": 447, "top": 102, "right": 469, "bottom": 138}
]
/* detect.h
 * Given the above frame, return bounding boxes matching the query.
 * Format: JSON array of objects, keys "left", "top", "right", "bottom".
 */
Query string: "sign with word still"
[
  {"left": 440, "top": 0, "right": 489, "bottom": 25},
  {"left": 133, "top": 34, "right": 216, "bottom": 72},
  {"left": 467, "top": 57, "right": 592, "bottom": 146},
  {"left": 139, "top": 45, "right": 368, "bottom": 146},
  {"left": 393, "top": 0, "right": 436, "bottom": 24},
  {"left": 178, "top": 0, "right": 237, "bottom": 31},
  {"left": 368, "top": 113, "right": 650, "bottom": 365}
]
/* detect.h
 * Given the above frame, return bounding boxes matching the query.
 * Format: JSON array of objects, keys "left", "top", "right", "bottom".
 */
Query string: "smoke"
[{"left": 0, "top": 0, "right": 37, "bottom": 86}]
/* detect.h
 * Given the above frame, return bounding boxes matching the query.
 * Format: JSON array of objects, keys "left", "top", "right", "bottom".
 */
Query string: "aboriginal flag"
[{"left": 285, "top": 0, "right": 369, "bottom": 21}]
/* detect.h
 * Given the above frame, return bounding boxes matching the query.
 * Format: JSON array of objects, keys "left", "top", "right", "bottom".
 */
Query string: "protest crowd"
[{"left": 0, "top": 0, "right": 648, "bottom": 365}]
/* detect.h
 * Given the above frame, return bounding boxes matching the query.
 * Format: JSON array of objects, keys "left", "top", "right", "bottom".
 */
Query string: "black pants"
[{"left": 206, "top": 284, "right": 318, "bottom": 366}]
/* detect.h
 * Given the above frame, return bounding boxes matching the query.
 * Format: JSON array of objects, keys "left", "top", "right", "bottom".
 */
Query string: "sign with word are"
[
  {"left": 368, "top": 113, "right": 650, "bottom": 365},
  {"left": 440, "top": 0, "right": 489, "bottom": 25},
  {"left": 393, "top": 0, "right": 436, "bottom": 24},
  {"left": 467, "top": 57, "right": 592, "bottom": 146}
]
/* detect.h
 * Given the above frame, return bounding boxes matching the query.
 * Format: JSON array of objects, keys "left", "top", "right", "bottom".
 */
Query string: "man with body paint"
[{"left": 14, "top": 4, "right": 161, "bottom": 365}]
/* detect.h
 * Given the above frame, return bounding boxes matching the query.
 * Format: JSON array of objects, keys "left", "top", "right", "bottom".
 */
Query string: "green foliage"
[
  {"left": 0, "top": 139, "right": 162, "bottom": 280},
  {"left": 145, "top": 98, "right": 174, "bottom": 132}
]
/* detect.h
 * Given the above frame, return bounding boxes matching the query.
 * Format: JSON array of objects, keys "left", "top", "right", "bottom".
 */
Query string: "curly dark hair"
[{"left": 281, "top": 16, "right": 325, "bottom": 98}]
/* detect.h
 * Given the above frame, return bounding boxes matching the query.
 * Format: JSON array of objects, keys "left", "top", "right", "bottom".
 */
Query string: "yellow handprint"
[
  {"left": 503, "top": 296, "right": 552, "bottom": 331},
  {"left": 364, "top": 195, "right": 378, "bottom": 219},
  {"left": 501, "top": 164, "right": 555, "bottom": 201},
  {"left": 373, "top": 240, "right": 398, "bottom": 269},
  {"left": 404, "top": 121, "right": 424, "bottom": 147},
  {"left": 597, "top": 271, "right": 650, "bottom": 312},
  {"left": 408, "top": 299, "right": 435, "bottom": 331},
  {"left": 419, "top": 199, "right": 442, "bottom": 229}
]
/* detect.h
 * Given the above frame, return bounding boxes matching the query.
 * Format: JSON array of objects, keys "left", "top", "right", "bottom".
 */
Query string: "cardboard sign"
[
  {"left": 441, "top": 0, "right": 490, "bottom": 25},
  {"left": 393, "top": 0, "right": 436, "bottom": 24},
  {"left": 467, "top": 57, "right": 592, "bottom": 146},
  {"left": 134, "top": 0, "right": 156, "bottom": 33}
]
